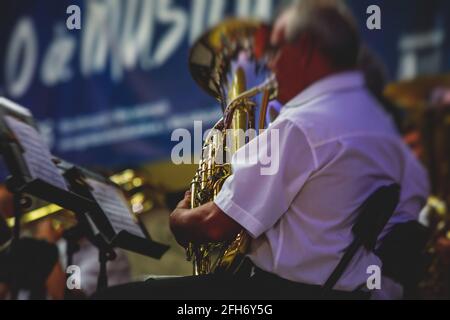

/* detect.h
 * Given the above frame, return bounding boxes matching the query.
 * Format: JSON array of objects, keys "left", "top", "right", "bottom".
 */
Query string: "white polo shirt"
[{"left": 214, "top": 71, "right": 430, "bottom": 291}]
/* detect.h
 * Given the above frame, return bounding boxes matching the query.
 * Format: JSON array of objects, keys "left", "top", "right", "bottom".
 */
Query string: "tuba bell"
[{"left": 187, "top": 19, "right": 278, "bottom": 275}]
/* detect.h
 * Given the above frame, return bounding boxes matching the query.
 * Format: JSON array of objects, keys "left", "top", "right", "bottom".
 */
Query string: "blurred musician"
[
  {"left": 95, "top": 0, "right": 429, "bottom": 300},
  {"left": 358, "top": 46, "right": 405, "bottom": 134},
  {"left": 0, "top": 186, "right": 65, "bottom": 300},
  {"left": 0, "top": 211, "right": 12, "bottom": 299},
  {"left": 357, "top": 47, "right": 431, "bottom": 299}
]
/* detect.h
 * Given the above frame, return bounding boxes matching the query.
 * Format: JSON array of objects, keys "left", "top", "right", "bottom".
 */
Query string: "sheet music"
[
  {"left": 86, "top": 178, "right": 145, "bottom": 238},
  {"left": 4, "top": 115, "right": 69, "bottom": 191}
]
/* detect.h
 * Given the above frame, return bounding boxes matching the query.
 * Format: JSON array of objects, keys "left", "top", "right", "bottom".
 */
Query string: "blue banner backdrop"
[{"left": 0, "top": 0, "right": 449, "bottom": 174}]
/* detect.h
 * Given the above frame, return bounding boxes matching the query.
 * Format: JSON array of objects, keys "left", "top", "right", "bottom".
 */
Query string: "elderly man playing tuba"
[{"left": 95, "top": 0, "right": 429, "bottom": 300}]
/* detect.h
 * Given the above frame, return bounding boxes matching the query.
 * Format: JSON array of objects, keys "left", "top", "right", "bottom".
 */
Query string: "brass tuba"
[{"left": 187, "top": 19, "right": 278, "bottom": 275}]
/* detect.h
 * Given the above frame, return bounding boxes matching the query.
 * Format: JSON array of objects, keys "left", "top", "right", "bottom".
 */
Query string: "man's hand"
[
  {"left": 169, "top": 191, "right": 242, "bottom": 247},
  {"left": 168, "top": 191, "right": 192, "bottom": 247}
]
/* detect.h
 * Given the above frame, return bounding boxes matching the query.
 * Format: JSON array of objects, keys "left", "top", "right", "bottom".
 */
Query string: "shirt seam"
[
  {"left": 284, "top": 119, "right": 319, "bottom": 170},
  {"left": 273, "top": 217, "right": 285, "bottom": 272},
  {"left": 311, "top": 131, "right": 402, "bottom": 149},
  {"left": 285, "top": 86, "right": 365, "bottom": 110}
]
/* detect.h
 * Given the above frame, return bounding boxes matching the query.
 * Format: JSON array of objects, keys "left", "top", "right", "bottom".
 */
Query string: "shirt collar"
[{"left": 284, "top": 71, "right": 366, "bottom": 109}]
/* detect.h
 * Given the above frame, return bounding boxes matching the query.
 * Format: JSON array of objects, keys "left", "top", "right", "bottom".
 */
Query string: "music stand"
[
  {"left": 57, "top": 160, "right": 169, "bottom": 291},
  {"left": 0, "top": 98, "right": 168, "bottom": 294},
  {"left": 0, "top": 98, "right": 96, "bottom": 298},
  {"left": 0, "top": 98, "right": 95, "bottom": 211}
]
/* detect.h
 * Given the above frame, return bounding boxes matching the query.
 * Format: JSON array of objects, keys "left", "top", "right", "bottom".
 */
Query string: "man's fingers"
[{"left": 176, "top": 191, "right": 192, "bottom": 209}]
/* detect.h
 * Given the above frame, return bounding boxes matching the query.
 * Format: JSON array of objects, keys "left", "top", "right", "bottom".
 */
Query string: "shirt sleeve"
[{"left": 214, "top": 118, "right": 317, "bottom": 238}]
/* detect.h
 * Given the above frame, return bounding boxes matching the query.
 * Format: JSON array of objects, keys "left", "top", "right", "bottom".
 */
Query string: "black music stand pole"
[
  {"left": 12, "top": 192, "right": 22, "bottom": 241},
  {"left": 95, "top": 235, "right": 116, "bottom": 292},
  {"left": 62, "top": 225, "right": 82, "bottom": 299},
  {"left": 82, "top": 213, "right": 117, "bottom": 292},
  {"left": 63, "top": 225, "right": 83, "bottom": 268},
  {"left": 9, "top": 191, "right": 22, "bottom": 300},
  {"left": 7, "top": 178, "right": 29, "bottom": 300},
  {"left": 98, "top": 248, "right": 109, "bottom": 291},
  {"left": 6, "top": 177, "right": 28, "bottom": 242}
]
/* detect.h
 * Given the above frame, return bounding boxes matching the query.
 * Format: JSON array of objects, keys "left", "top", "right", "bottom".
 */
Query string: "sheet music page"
[
  {"left": 4, "top": 115, "right": 69, "bottom": 191},
  {"left": 86, "top": 178, "right": 145, "bottom": 238}
]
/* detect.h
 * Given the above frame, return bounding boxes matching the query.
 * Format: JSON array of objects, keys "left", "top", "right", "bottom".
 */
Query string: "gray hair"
[{"left": 281, "top": 0, "right": 360, "bottom": 69}]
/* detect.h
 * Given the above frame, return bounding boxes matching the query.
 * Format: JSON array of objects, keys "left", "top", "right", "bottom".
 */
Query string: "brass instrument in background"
[
  {"left": 187, "top": 19, "right": 278, "bottom": 275},
  {"left": 6, "top": 199, "right": 76, "bottom": 232},
  {"left": 420, "top": 197, "right": 450, "bottom": 298},
  {"left": 110, "top": 169, "right": 160, "bottom": 216}
]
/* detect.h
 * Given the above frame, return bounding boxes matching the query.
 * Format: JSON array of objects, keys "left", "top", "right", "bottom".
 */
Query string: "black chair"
[{"left": 323, "top": 184, "right": 401, "bottom": 294}]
